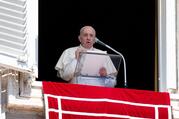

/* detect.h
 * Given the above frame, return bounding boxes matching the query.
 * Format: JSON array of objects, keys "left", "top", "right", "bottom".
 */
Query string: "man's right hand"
[{"left": 75, "top": 48, "right": 86, "bottom": 60}]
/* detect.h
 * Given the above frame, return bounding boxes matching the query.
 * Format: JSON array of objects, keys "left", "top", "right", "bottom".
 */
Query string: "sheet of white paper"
[{"left": 76, "top": 51, "right": 117, "bottom": 76}]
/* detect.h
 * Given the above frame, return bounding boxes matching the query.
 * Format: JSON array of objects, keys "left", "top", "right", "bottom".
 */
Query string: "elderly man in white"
[{"left": 55, "top": 26, "right": 117, "bottom": 87}]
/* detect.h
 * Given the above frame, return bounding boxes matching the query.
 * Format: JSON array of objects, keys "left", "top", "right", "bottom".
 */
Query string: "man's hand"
[
  {"left": 75, "top": 48, "right": 86, "bottom": 60},
  {"left": 99, "top": 67, "right": 107, "bottom": 77}
]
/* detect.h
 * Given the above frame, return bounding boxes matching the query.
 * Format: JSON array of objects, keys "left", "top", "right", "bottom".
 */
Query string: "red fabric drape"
[{"left": 42, "top": 81, "right": 171, "bottom": 119}]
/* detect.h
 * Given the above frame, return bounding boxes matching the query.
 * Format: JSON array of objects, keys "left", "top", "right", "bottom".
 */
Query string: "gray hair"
[{"left": 79, "top": 26, "right": 96, "bottom": 35}]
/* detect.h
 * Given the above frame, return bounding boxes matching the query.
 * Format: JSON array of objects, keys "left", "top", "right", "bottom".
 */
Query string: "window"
[{"left": 0, "top": 0, "right": 38, "bottom": 77}]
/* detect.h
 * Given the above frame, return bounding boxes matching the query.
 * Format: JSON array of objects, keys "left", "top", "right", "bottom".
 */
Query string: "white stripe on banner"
[
  {"left": 47, "top": 108, "right": 151, "bottom": 119},
  {"left": 155, "top": 107, "right": 159, "bottom": 119},
  {"left": 44, "top": 95, "right": 49, "bottom": 119},
  {"left": 58, "top": 98, "right": 62, "bottom": 119},
  {"left": 44, "top": 94, "right": 171, "bottom": 119},
  {"left": 45, "top": 94, "right": 170, "bottom": 108},
  {"left": 168, "top": 106, "right": 172, "bottom": 119},
  {"left": 62, "top": 110, "right": 151, "bottom": 119}
]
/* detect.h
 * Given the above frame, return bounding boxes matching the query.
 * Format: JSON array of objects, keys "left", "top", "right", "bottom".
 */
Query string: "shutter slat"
[
  {"left": 2, "top": 0, "right": 26, "bottom": 6},
  {"left": 0, "top": 45, "right": 26, "bottom": 58},
  {"left": 0, "top": 13, "right": 26, "bottom": 25},
  {"left": 0, "top": 26, "right": 26, "bottom": 37},
  {"left": 0, "top": 6, "right": 26, "bottom": 19},
  {"left": 0, "top": 20, "right": 26, "bottom": 31},
  {"left": 0, "top": 38, "right": 26, "bottom": 50},
  {"left": 0, "top": 32, "right": 26, "bottom": 44},
  {"left": 0, "top": 1, "right": 26, "bottom": 12}
]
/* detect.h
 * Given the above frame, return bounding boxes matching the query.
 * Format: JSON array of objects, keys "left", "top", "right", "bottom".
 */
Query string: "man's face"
[{"left": 79, "top": 27, "right": 96, "bottom": 49}]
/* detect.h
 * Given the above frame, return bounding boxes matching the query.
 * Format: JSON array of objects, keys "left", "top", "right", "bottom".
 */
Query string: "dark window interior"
[{"left": 39, "top": 0, "right": 156, "bottom": 90}]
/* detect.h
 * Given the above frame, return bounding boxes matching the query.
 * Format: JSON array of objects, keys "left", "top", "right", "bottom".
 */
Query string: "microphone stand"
[{"left": 96, "top": 39, "right": 127, "bottom": 88}]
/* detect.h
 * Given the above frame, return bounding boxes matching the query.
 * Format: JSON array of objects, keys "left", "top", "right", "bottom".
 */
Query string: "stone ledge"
[
  {"left": 7, "top": 97, "right": 44, "bottom": 115},
  {"left": 31, "top": 81, "right": 42, "bottom": 89},
  {"left": 170, "top": 93, "right": 179, "bottom": 100},
  {"left": 170, "top": 93, "right": 179, "bottom": 119},
  {"left": 7, "top": 80, "right": 44, "bottom": 116},
  {"left": 172, "top": 110, "right": 179, "bottom": 119}
]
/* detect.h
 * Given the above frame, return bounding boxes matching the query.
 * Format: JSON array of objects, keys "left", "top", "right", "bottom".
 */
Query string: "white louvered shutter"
[{"left": 0, "top": 0, "right": 38, "bottom": 77}]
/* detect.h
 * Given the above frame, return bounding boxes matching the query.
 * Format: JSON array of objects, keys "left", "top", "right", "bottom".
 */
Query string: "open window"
[{"left": 0, "top": 0, "right": 38, "bottom": 77}]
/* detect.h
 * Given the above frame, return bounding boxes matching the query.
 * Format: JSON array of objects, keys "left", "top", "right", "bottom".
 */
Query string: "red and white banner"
[{"left": 42, "top": 81, "right": 171, "bottom": 119}]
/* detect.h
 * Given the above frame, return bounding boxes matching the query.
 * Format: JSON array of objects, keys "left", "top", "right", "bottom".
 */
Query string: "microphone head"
[{"left": 95, "top": 37, "right": 99, "bottom": 43}]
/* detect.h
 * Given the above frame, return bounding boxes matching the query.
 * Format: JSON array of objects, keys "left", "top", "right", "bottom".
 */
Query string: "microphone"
[
  {"left": 95, "top": 37, "right": 127, "bottom": 88},
  {"left": 95, "top": 38, "right": 107, "bottom": 47}
]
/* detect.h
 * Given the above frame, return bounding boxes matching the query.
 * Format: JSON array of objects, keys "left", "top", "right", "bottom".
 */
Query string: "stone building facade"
[{"left": 0, "top": 0, "right": 179, "bottom": 119}]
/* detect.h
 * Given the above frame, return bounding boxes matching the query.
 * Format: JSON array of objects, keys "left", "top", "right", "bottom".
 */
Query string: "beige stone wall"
[{"left": 0, "top": 67, "right": 44, "bottom": 119}]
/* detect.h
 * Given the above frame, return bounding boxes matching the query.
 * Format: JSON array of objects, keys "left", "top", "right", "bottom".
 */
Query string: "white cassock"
[{"left": 55, "top": 45, "right": 118, "bottom": 87}]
